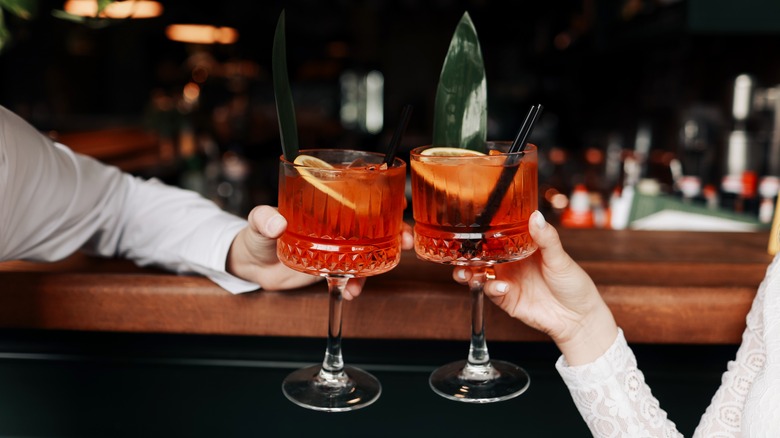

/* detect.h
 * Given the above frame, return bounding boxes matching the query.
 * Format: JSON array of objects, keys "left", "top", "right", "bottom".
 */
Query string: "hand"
[
  {"left": 227, "top": 205, "right": 415, "bottom": 299},
  {"left": 452, "top": 210, "right": 618, "bottom": 365},
  {"left": 226, "top": 205, "right": 321, "bottom": 291}
]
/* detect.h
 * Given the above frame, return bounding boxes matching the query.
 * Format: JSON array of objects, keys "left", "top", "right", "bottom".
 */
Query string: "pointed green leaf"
[
  {"left": 0, "top": 0, "right": 37, "bottom": 20},
  {"left": 432, "top": 12, "right": 487, "bottom": 152},
  {"left": 51, "top": 9, "right": 120, "bottom": 29},
  {"left": 272, "top": 10, "right": 299, "bottom": 160},
  {"left": 0, "top": 10, "right": 9, "bottom": 53}
]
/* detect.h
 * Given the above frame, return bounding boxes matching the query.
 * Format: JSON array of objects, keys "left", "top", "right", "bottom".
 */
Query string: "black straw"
[
  {"left": 476, "top": 104, "right": 543, "bottom": 225},
  {"left": 510, "top": 104, "right": 543, "bottom": 154},
  {"left": 383, "top": 104, "right": 413, "bottom": 166}
]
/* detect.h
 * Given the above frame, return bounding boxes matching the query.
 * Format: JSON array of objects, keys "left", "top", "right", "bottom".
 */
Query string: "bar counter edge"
[{"left": 0, "top": 229, "right": 772, "bottom": 345}]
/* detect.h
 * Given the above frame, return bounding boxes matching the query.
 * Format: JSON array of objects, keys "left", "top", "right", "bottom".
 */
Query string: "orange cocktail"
[
  {"left": 278, "top": 149, "right": 406, "bottom": 278},
  {"left": 277, "top": 148, "right": 406, "bottom": 412},
  {"left": 410, "top": 141, "right": 538, "bottom": 404},
  {"left": 411, "top": 142, "right": 538, "bottom": 266}
]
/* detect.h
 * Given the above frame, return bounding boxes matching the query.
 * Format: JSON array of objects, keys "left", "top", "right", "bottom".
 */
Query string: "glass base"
[
  {"left": 282, "top": 365, "right": 381, "bottom": 412},
  {"left": 429, "top": 359, "right": 530, "bottom": 403}
]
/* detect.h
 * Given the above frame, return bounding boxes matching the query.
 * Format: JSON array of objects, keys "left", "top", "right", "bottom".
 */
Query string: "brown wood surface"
[
  {"left": 50, "top": 127, "right": 165, "bottom": 173},
  {"left": 0, "top": 229, "right": 772, "bottom": 344}
]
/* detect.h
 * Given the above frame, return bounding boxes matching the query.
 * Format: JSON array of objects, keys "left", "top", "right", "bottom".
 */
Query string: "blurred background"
[{"left": 3, "top": 0, "right": 780, "bottom": 228}]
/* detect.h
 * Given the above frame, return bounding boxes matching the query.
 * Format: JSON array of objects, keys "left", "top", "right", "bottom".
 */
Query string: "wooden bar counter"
[{"left": 0, "top": 229, "right": 772, "bottom": 345}]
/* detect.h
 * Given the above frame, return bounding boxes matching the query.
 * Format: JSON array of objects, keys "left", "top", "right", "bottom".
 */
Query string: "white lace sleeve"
[
  {"left": 556, "top": 329, "right": 683, "bottom": 437},
  {"left": 556, "top": 253, "right": 773, "bottom": 438},
  {"left": 692, "top": 254, "right": 771, "bottom": 436}
]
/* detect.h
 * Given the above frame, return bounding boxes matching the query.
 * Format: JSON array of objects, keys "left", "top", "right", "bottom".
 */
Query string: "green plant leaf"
[
  {"left": 272, "top": 10, "right": 299, "bottom": 160},
  {"left": 0, "top": 0, "right": 37, "bottom": 20},
  {"left": 0, "top": 9, "right": 8, "bottom": 53},
  {"left": 432, "top": 11, "right": 487, "bottom": 152},
  {"left": 0, "top": 0, "right": 38, "bottom": 53},
  {"left": 97, "top": 0, "right": 113, "bottom": 15},
  {"left": 51, "top": 9, "right": 116, "bottom": 29}
]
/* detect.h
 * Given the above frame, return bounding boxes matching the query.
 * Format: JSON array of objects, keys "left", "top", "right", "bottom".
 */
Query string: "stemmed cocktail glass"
[
  {"left": 277, "top": 149, "right": 407, "bottom": 412},
  {"left": 410, "top": 141, "right": 538, "bottom": 403}
]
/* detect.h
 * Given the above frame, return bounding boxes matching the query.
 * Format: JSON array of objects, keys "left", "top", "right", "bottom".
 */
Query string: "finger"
[
  {"left": 248, "top": 205, "right": 287, "bottom": 239},
  {"left": 529, "top": 210, "right": 573, "bottom": 271},
  {"left": 483, "top": 279, "right": 518, "bottom": 317},
  {"left": 452, "top": 266, "right": 472, "bottom": 284},
  {"left": 483, "top": 280, "right": 511, "bottom": 298},
  {"left": 343, "top": 278, "right": 366, "bottom": 300},
  {"left": 401, "top": 222, "right": 414, "bottom": 250}
]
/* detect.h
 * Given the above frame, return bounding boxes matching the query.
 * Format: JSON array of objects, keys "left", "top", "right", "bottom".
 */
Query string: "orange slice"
[
  {"left": 414, "top": 147, "right": 488, "bottom": 194},
  {"left": 293, "top": 154, "right": 357, "bottom": 210},
  {"left": 294, "top": 154, "right": 333, "bottom": 169},
  {"left": 420, "top": 147, "right": 486, "bottom": 157}
]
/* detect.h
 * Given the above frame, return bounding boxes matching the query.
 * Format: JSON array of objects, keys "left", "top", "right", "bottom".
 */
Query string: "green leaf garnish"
[
  {"left": 0, "top": 0, "right": 37, "bottom": 20},
  {"left": 51, "top": 9, "right": 116, "bottom": 28},
  {"left": 272, "top": 10, "right": 299, "bottom": 161},
  {"left": 0, "top": 0, "right": 37, "bottom": 51},
  {"left": 432, "top": 11, "right": 487, "bottom": 153},
  {"left": 97, "top": 0, "right": 113, "bottom": 15}
]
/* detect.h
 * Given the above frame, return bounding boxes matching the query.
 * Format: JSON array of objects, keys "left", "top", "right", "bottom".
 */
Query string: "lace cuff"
[
  {"left": 555, "top": 328, "right": 682, "bottom": 437},
  {"left": 556, "top": 328, "right": 629, "bottom": 385}
]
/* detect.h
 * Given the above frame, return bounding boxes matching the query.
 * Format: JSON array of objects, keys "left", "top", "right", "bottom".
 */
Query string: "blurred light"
[
  {"left": 182, "top": 82, "right": 200, "bottom": 104},
  {"left": 340, "top": 71, "right": 360, "bottom": 128},
  {"left": 553, "top": 32, "right": 572, "bottom": 50},
  {"left": 166, "top": 24, "right": 239, "bottom": 45},
  {"left": 544, "top": 187, "right": 560, "bottom": 202},
  {"left": 584, "top": 147, "right": 603, "bottom": 165},
  {"left": 64, "top": 0, "right": 163, "bottom": 19},
  {"left": 340, "top": 70, "right": 384, "bottom": 134},
  {"left": 365, "top": 70, "right": 384, "bottom": 134},
  {"left": 217, "top": 182, "right": 233, "bottom": 198},
  {"left": 550, "top": 193, "right": 569, "bottom": 210},
  {"left": 549, "top": 147, "right": 567, "bottom": 165},
  {"left": 191, "top": 66, "right": 209, "bottom": 83},
  {"left": 732, "top": 74, "right": 753, "bottom": 121}
]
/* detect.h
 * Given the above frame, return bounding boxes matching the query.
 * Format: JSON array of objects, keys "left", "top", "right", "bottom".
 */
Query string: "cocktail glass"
[
  {"left": 410, "top": 141, "right": 538, "bottom": 403},
  {"left": 277, "top": 149, "right": 407, "bottom": 412}
]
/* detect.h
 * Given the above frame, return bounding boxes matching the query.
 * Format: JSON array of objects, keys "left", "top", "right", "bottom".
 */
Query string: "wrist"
[
  {"left": 226, "top": 228, "right": 251, "bottom": 278},
  {"left": 554, "top": 301, "right": 618, "bottom": 366}
]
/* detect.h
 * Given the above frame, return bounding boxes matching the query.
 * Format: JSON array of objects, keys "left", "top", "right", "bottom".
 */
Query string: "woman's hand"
[{"left": 453, "top": 210, "right": 618, "bottom": 365}]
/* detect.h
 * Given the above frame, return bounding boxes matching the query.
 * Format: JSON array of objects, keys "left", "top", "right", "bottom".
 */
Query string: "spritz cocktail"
[
  {"left": 411, "top": 141, "right": 538, "bottom": 403},
  {"left": 278, "top": 149, "right": 406, "bottom": 412}
]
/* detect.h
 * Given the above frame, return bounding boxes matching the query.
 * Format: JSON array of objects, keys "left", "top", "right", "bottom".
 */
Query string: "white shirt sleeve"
[{"left": 0, "top": 105, "right": 259, "bottom": 294}]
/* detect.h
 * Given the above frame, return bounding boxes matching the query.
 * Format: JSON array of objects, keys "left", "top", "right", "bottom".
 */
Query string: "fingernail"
[
  {"left": 532, "top": 210, "right": 547, "bottom": 230},
  {"left": 342, "top": 289, "right": 354, "bottom": 300},
  {"left": 495, "top": 282, "right": 509, "bottom": 295},
  {"left": 456, "top": 268, "right": 467, "bottom": 281},
  {"left": 266, "top": 214, "right": 286, "bottom": 235}
]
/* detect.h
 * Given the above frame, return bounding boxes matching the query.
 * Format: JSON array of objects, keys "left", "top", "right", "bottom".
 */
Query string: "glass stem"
[
  {"left": 467, "top": 267, "right": 491, "bottom": 367},
  {"left": 321, "top": 275, "right": 347, "bottom": 378}
]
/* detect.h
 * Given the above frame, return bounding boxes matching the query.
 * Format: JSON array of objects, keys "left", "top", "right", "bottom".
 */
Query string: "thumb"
[
  {"left": 528, "top": 210, "right": 574, "bottom": 272},
  {"left": 248, "top": 205, "right": 287, "bottom": 239},
  {"left": 245, "top": 205, "right": 287, "bottom": 264}
]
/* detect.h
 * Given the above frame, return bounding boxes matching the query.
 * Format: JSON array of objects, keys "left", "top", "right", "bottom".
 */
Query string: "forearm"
[
  {"left": 554, "top": 299, "right": 619, "bottom": 366},
  {"left": 111, "top": 175, "right": 259, "bottom": 292}
]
